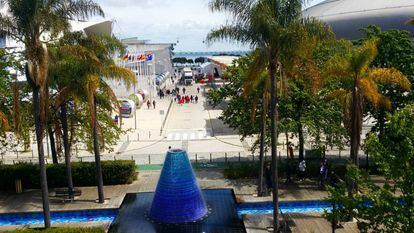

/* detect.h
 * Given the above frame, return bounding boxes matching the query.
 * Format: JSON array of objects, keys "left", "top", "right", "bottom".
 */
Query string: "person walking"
[
  {"left": 197, "top": 87, "right": 200, "bottom": 94},
  {"left": 298, "top": 159, "right": 306, "bottom": 181},
  {"left": 288, "top": 143, "right": 294, "bottom": 159},
  {"left": 147, "top": 100, "right": 151, "bottom": 109},
  {"left": 152, "top": 100, "right": 156, "bottom": 109},
  {"left": 319, "top": 161, "right": 328, "bottom": 188},
  {"left": 195, "top": 95, "right": 199, "bottom": 103},
  {"left": 182, "top": 87, "right": 186, "bottom": 94},
  {"left": 190, "top": 95, "right": 194, "bottom": 103}
]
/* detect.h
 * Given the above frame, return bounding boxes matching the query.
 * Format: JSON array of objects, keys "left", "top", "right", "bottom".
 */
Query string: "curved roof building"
[{"left": 303, "top": 0, "right": 414, "bottom": 39}]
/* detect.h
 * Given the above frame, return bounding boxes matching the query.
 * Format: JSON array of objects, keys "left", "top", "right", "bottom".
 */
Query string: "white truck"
[{"left": 182, "top": 67, "right": 193, "bottom": 86}]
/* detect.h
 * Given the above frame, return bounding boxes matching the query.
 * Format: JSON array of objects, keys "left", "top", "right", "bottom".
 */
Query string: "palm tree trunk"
[
  {"left": 47, "top": 125, "right": 58, "bottom": 164},
  {"left": 258, "top": 95, "right": 267, "bottom": 197},
  {"left": 60, "top": 103, "right": 74, "bottom": 199},
  {"left": 32, "top": 85, "right": 51, "bottom": 228},
  {"left": 269, "top": 62, "right": 279, "bottom": 232},
  {"left": 349, "top": 85, "right": 362, "bottom": 198},
  {"left": 298, "top": 121, "right": 305, "bottom": 161},
  {"left": 92, "top": 97, "right": 105, "bottom": 203}
]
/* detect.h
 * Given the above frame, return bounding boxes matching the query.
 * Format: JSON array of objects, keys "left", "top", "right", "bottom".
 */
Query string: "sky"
[{"left": 95, "top": 0, "right": 324, "bottom": 52}]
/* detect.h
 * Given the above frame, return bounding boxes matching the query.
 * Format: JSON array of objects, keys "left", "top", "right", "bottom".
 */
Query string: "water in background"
[{"left": 173, "top": 51, "right": 249, "bottom": 60}]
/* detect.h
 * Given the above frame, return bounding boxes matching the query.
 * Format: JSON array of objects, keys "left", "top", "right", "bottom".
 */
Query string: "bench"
[{"left": 53, "top": 188, "right": 82, "bottom": 203}]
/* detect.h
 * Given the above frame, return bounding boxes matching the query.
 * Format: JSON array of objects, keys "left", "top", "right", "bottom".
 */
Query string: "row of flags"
[{"left": 116, "top": 53, "right": 153, "bottom": 62}]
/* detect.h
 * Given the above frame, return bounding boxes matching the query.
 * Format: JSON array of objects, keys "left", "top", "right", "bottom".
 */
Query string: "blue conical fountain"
[{"left": 149, "top": 149, "right": 208, "bottom": 223}]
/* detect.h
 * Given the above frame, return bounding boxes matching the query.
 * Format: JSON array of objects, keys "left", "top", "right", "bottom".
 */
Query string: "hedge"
[
  {"left": 223, "top": 160, "right": 348, "bottom": 180},
  {"left": 0, "top": 160, "right": 137, "bottom": 191},
  {"left": 9, "top": 227, "right": 104, "bottom": 233}
]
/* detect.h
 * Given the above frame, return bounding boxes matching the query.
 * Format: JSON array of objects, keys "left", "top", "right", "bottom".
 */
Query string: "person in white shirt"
[{"left": 298, "top": 160, "right": 306, "bottom": 181}]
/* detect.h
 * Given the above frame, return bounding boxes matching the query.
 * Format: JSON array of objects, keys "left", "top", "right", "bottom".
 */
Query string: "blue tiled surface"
[
  {"left": 237, "top": 200, "right": 332, "bottom": 217},
  {"left": 150, "top": 149, "right": 207, "bottom": 223},
  {"left": 0, "top": 209, "right": 117, "bottom": 226}
]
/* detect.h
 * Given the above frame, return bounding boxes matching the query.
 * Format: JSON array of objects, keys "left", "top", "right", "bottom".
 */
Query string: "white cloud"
[{"left": 94, "top": 0, "right": 322, "bottom": 52}]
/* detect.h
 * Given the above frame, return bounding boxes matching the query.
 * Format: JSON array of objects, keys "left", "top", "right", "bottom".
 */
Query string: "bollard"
[
  {"left": 148, "top": 155, "right": 151, "bottom": 164},
  {"left": 225, "top": 153, "right": 227, "bottom": 163},
  {"left": 238, "top": 152, "right": 241, "bottom": 162},
  {"left": 195, "top": 154, "right": 198, "bottom": 164},
  {"left": 209, "top": 153, "right": 212, "bottom": 163}
]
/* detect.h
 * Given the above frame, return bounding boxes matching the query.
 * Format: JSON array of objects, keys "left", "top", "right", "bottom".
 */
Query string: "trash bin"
[{"left": 15, "top": 179, "right": 22, "bottom": 194}]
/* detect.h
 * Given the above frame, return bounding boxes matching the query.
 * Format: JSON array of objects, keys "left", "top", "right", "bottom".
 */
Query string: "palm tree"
[
  {"left": 243, "top": 62, "right": 270, "bottom": 196},
  {"left": 50, "top": 33, "right": 135, "bottom": 203},
  {"left": 324, "top": 39, "right": 411, "bottom": 196},
  {"left": 207, "top": 1, "right": 331, "bottom": 230},
  {"left": 0, "top": 0, "right": 104, "bottom": 227}
]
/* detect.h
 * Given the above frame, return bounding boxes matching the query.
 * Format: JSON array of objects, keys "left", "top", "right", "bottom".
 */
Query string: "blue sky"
[{"left": 95, "top": 0, "right": 324, "bottom": 52}]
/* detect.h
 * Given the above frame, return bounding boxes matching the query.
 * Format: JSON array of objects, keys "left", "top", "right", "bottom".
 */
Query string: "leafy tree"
[
  {"left": 195, "top": 57, "right": 206, "bottom": 63},
  {"left": 0, "top": 0, "right": 104, "bottom": 227},
  {"left": 359, "top": 26, "right": 414, "bottom": 134},
  {"left": 172, "top": 57, "right": 188, "bottom": 63},
  {"left": 323, "top": 39, "right": 411, "bottom": 197},
  {"left": 325, "top": 105, "right": 414, "bottom": 232},
  {"left": 49, "top": 33, "right": 135, "bottom": 203}
]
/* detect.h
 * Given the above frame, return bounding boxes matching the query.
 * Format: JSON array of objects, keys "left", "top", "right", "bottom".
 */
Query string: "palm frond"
[
  {"left": 61, "top": 0, "right": 105, "bottom": 20},
  {"left": 206, "top": 25, "right": 256, "bottom": 46},
  {"left": 350, "top": 39, "right": 378, "bottom": 76},
  {"left": 209, "top": 0, "right": 253, "bottom": 24},
  {"left": 368, "top": 68, "right": 411, "bottom": 91},
  {"left": 101, "top": 65, "right": 136, "bottom": 90},
  {"left": 358, "top": 78, "right": 380, "bottom": 106},
  {"left": 323, "top": 55, "right": 351, "bottom": 82},
  {"left": 0, "top": 111, "right": 9, "bottom": 132}
]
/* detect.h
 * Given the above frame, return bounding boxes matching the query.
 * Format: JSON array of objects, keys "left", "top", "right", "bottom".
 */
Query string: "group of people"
[{"left": 176, "top": 94, "right": 199, "bottom": 104}]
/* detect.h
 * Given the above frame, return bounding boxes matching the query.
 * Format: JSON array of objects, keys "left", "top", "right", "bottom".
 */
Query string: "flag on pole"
[{"left": 146, "top": 53, "right": 153, "bottom": 61}]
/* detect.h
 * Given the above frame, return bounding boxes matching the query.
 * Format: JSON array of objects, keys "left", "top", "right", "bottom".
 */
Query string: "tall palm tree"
[
  {"left": 243, "top": 63, "right": 270, "bottom": 196},
  {"left": 50, "top": 33, "right": 135, "bottom": 203},
  {"left": 207, "top": 1, "right": 330, "bottom": 230},
  {"left": 324, "top": 39, "right": 411, "bottom": 196},
  {"left": 0, "top": 0, "right": 104, "bottom": 227}
]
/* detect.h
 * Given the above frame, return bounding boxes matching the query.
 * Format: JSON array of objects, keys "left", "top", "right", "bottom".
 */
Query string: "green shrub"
[
  {"left": 0, "top": 160, "right": 137, "bottom": 191},
  {"left": 223, "top": 160, "right": 349, "bottom": 180},
  {"left": 9, "top": 227, "right": 104, "bottom": 233}
]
